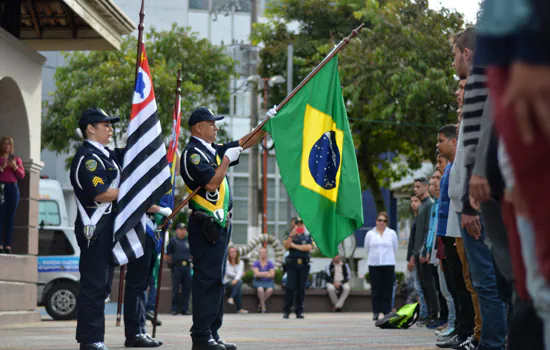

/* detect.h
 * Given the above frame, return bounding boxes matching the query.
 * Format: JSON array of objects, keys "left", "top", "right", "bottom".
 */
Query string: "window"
[
  {"left": 231, "top": 223, "right": 248, "bottom": 244},
  {"left": 233, "top": 153, "right": 248, "bottom": 173},
  {"left": 39, "top": 200, "right": 61, "bottom": 226},
  {"left": 189, "top": 0, "right": 209, "bottom": 10},
  {"left": 39, "top": 230, "right": 75, "bottom": 256}
]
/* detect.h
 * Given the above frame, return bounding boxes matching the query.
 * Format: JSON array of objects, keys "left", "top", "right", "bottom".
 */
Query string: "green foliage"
[
  {"left": 253, "top": 0, "right": 464, "bottom": 211},
  {"left": 274, "top": 268, "right": 284, "bottom": 285},
  {"left": 42, "top": 24, "right": 234, "bottom": 164},
  {"left": 242, "top": 269, "right": 254, "bottom": 286},
  {"left": 395, "top": 271, "right": 405, "bottom": 284}
]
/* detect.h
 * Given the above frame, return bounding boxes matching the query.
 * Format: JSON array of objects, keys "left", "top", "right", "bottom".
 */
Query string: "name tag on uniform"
[
  {"left": 297, "top": 258, "right": 303, "bottom": 265},
  {"left": 182, "top": 261, "right": 188, "bottom": 266}
]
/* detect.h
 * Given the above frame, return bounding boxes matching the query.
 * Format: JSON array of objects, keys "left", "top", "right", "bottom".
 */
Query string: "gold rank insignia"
[
  {"left": 85, "top": 159, "right": 97, "bottom": 172},
  {"left": 92, "top": 176, "right": 104, "bottom": 187},
  {"left": 190, "top": 153, "right": 200, "bottom": 165}
]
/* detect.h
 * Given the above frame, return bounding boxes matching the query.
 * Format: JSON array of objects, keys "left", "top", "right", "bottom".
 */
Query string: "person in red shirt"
[{"left": 0, "top": 136, "right": 25, "bottom": 254}]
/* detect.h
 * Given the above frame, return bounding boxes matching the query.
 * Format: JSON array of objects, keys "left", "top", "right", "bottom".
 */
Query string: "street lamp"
[{"left": 260, "top": 75, "right": 285, "bottom": 242}]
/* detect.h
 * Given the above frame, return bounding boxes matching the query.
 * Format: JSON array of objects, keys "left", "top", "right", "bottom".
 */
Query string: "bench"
[{"left": 110, "top": 268, "right": 406, "bottom": 314}]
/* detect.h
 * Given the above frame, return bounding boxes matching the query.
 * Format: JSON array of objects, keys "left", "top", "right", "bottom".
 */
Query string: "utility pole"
[
  {"left": 247, "top": 0, "right": 260, "bottom": 241},
  {"left": 286, "top": 43, "right": 294, "bottom": 229}
]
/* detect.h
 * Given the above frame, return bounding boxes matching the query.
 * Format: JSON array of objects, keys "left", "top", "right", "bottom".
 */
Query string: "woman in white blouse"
[
  {"left": 224, "top": 247, "right": 248, "bottom": 313},
  {"left": 364, "top": 212, "right": 398, "bottom": 321}
]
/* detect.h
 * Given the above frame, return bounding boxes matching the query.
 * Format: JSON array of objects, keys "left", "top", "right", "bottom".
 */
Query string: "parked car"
[{"left": 37, "top": 178, "right": 80, "bottom": 320}]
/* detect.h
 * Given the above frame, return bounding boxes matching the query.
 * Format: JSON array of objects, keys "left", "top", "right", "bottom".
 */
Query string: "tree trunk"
[{"left": 363, "top": 162, "right": 386, "bottom": 214}]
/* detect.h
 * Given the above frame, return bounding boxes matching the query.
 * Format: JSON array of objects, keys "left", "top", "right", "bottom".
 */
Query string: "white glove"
[
  {"left": 158, "top": 207, "right": 172, "bottom": 217},
  {"left": 266, "top": 105, "right": 277, "bottom": 118},
  {"left": 224, "top": 147, "right": 243, "bottom": 163}
]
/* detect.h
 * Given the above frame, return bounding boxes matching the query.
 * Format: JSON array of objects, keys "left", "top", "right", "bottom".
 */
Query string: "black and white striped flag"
[{"left": 112, "top": 43, "right": 171, "bottom": 266}]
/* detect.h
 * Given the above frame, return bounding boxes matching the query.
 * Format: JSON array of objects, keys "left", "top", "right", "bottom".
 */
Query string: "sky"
[{"left": 429, "top": 0, "right": 480, "bottom": 23}]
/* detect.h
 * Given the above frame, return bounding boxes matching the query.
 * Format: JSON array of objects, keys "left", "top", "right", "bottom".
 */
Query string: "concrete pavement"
[{"left": 1, "top": 312, "right": 438, "bottom": 349}]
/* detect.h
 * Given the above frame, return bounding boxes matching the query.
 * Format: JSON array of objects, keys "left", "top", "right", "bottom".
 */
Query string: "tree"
[
  {"left": 253, "top": 0, "right": 464, "bottom": 212},
  {"left": 42, "top": 24, "right": 234, "bottom": 160}
]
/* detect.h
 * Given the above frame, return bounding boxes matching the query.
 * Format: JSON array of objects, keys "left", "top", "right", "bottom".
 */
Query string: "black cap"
[
  {"left": 79, "top": 108, "right": 120, "bottom": 128},
  {"left": 296, "top": 217, "right": 304, "bottom": 224},
  {"left": 176, "top": 223, "right": 187, "bottom": 229},
  {"left": 188, "top": 107, "right": 224, "bottom": 126}
]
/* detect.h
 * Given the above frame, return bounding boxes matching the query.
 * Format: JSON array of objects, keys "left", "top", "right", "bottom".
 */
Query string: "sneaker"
[
  {"left": 436, "top": 334, "right": 461, "bottom": 348},
  {"left": 427, "top": 319, "right": 446, "bottom": 329},
  {"left": 227, "top": 298, "right": 235, "bottom": 305},
  {"left": 237, "top": 309, "right": 249, "bottom": 314},
  {"left": 436, "top": 323, "right": 448, "bottom": 331},
  {"left": 437, "top": 327, "right": 455, "bottom": 338},
  {"left": 452, "top": 335, "right": 478, "bottom": 350},
  {"left": 416, "top": 317, "right": 429, "bottom": 327}
]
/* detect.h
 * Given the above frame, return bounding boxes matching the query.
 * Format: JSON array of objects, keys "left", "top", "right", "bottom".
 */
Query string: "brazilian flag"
[{"left": 263, "top": 55, "right": 364, "bottom": 257}]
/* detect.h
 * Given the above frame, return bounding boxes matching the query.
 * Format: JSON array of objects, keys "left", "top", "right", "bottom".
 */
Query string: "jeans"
[
  {"left": 438, "top": 262, "right": 456, "bottom": 327},
  {"left": 516, "top": 216, "right": 550, "bottom": 350},
  {"left": 413, "top": 268, "right": 428, "bottom": 318},
  {"left": 227, "top": 280, "right": 243, "bottom": 310},
  {"left": 459, "top": 212, "right": 507, "bottom": 349},
  {"left": 0, "top": 182, "right": 19, "bottom": 247},
  {"left": 145, "top": 274, "right": 156, "bottom": 313}
]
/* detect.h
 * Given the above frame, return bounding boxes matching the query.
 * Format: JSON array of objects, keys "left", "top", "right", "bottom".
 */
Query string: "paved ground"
[{"left": 3, "top": 311, "right": 438, "bottom": 350}]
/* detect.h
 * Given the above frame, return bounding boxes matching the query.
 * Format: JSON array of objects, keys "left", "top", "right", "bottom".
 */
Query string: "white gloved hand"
[
  {"left": 266, "top": 105, "right": 277, "bottom": 118},
  {"left": 224, "top": 147, "right": 243, "bottom": 163},
  {"left": 158, "top": 207, "right": 172, "bottom": 217}
]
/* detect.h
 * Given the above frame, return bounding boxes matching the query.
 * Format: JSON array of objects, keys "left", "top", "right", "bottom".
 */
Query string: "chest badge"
[
  {"left": 85, "top": 159, "right": 97, "bottom": 172},
  {"left": 190, "top": 153, "right": 200, "bottom": 165}
]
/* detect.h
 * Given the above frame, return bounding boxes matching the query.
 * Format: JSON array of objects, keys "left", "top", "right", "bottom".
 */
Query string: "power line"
[{"left": 348, "top": 118, "right": 441, "bottom": 128}]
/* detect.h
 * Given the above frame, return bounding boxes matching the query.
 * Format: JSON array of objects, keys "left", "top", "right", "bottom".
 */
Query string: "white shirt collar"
[
  {"left": 85, "top": 140, "right": 110, "bottom": 158},
  {"left": 192, "top": 136, "right": 216, "bottom": 156}
]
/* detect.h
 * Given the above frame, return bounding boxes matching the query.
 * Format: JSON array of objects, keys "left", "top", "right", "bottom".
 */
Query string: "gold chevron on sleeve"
[{"left": 92, "top": 176, "right": 105, "bottom": 187}]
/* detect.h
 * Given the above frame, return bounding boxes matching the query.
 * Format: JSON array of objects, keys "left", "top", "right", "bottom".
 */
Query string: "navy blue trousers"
[
  {"left": 75, "top": 215, "right": 113, "bottom": 344},
  {"left": 283, "top": 261, "right": 310, "bottom": 315},
  {"left": 187, "top": 214, "right": 229, "bottom": 345},
  {"left": 0, "top": 182, "right": 19, "bottom": 247},
  {"left": 171, "top": 264, "right": 192, "bottom": 313},
  {"left": 124, "top": 234, "right": 155, "bottom": 338}
]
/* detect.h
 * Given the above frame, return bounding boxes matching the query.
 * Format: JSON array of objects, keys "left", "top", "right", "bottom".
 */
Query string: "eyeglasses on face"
[{"left": 377, "top": 218, "right": 387, "bottom": 223}]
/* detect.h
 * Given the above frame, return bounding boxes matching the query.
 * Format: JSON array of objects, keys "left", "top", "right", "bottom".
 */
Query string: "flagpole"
[
  {"left": 152, "top": 68, "right": 182, "bottom": 338},
  {"left": 162, "top": 23, "right": 365, "bottom": 237},
  {"left": 116, "top": 0, "right": 146, "bottom": 328}
]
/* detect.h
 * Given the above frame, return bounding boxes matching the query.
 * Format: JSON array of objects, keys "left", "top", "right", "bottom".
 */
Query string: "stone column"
[{"left": 12, "top": 159, "right": 42, "bottom": 255}]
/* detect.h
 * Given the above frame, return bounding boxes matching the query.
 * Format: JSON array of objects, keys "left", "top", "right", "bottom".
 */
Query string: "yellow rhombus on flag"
[{"left": 262, "top": 55, "right": 364, "bottom": 257}]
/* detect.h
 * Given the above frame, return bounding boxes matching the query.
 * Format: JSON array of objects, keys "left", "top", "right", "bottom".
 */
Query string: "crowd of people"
[{"left": 403, "top": 6, "right": 550, "bottom": 347}]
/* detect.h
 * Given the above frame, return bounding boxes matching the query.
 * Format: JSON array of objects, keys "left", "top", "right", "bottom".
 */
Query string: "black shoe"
[
  {"left": 296, "top": 314, "right": 304, "bottom": 319},
  {"left": 217, "top": 339, "right": 237, "bottom": 350},
  {"left": 373, "top": 313, "right": 379, "bottom": 321},
  {"left": 181, "top": 310, "right": 192, "bottom": 315},
  {"left": 171, "top": 310, "right": 178, "bottom": 315},
  {"left": 144, "top": 334, "right": 163, "bottom": 346},
  {"left": 4, "top": 247, "right": 11, "bottom": 254},
  {"left": 80, "top": 343, "right": 109, "bottom": 350},
  {"left": 436, "top": 334, "right": 461, "bottom": 348},
  {"left": 145, "top": 311, "right": 162, "bottom": 326},
  {"left": 283, "top": 313, "right": 289, "bottom": 319},
  {"left": 124, "top": 334, "right": 161, "bottom": 348},
  {"left": 452, "top": 335, "right": 477, "bottom": 350},
  {"left": 191, "top": 340, "right": 226, "bottom": 350}
]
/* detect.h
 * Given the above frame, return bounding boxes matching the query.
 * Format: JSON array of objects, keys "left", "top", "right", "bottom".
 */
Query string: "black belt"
[
  {"left": 175, "top": 259, "right": 191, "bottom": 266},
  {"left": 286, "top": 257, "right": 310, "bottom": 265}
]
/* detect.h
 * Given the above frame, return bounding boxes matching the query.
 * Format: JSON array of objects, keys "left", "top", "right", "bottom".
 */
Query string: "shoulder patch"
[
  {"left": 85, "top": 159, "right": 98, "bottom": 172},
  {"left": 92, "top": 176, "right": 104, "bottom": 187},
  {"left": 190, "top": 153, "right": 201, "bottom": 165}
]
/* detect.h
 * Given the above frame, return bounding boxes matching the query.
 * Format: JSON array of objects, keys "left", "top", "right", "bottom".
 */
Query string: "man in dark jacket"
[{"left": 325, "top": 255, "right": 351, "bottom": 312}]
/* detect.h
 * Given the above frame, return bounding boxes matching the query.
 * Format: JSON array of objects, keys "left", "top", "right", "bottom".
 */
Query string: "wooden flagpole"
[
  {"left": 116, "top": 0, "right": 146, "bottom": 328},
  {"left": 160, "top": 23, "right": 365, "bottom": 225},
  {"left": 152, "top": 68, "right": 182, "bottom": 338}
]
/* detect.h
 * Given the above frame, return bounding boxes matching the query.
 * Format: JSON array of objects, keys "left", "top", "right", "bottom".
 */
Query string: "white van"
[{"left": 37, "top": 178, "right": 80, "bottom": 320}]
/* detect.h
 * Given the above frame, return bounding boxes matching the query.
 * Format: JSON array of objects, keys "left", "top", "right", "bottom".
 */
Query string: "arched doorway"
[{"left": 0, "top": 77, "right": 35, "bottom": 255}]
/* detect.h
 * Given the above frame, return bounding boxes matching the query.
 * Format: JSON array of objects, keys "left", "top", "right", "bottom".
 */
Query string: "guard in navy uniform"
[
  {"left": 70, "top": 108, "right": 121, "bottom": 350},
  {"left": 167, "top": 223, "right": 192, "bottom": 315},
  {"left": 123, "top": 195, "right": 171, "bottom": 348},
  {"left": 180, "top": 106, "right": 275, "bottom": 350},
  {"left": 283, "top": 218, "right": 313, "bottom": 319}
]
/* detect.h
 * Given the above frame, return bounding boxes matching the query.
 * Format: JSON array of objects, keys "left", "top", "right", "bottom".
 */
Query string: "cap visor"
[
  {"left": 213, "top": 115, "right": 224, "bottom": 121},
  {"left": 107, "top": 117, "right": 120, "bottom": 123}
]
